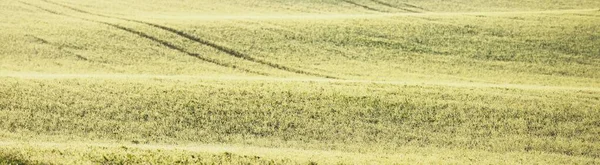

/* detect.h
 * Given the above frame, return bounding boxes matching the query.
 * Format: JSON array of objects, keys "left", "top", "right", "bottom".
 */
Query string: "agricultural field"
[{"left": 1, "top": 0, "right": 600, "bottom": 164}]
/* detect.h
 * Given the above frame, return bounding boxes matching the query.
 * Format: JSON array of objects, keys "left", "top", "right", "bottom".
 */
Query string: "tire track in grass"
[
  {"left": 341, "top": 0, "right": 385, "bottom": 12},
  {"left": 26, "top": 34, "right": 90, "bottom": 61},
  {"left": 368, "top": 0, "right": 421, "bottom": 13},
  {"left": 19, "top": 1, "right": 269, "bottom": 76},
  {"left": 42, "top": 0, "right": 342, "bottom": 79},
  {"left": 400, "top": 2, "right": 427, "bottom": 11}
]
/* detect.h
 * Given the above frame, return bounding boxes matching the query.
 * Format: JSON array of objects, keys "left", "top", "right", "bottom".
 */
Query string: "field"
[{"left": 1, "top": 0, "right": 600, "bottom": 164}]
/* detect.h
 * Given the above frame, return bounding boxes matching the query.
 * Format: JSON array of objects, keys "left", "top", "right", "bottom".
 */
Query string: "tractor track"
[
  {"left": 368, "top": 0, "right": 420, "bottom": 13},
  {"left": 26, "top": 34, "right": 90, "bottom": 61},
  {"left": 400, "top": 2, "right": 427, "bottom": 11},
  {"left": 341, "top": 0, "right": 385, "bottom": 12},
  {"left": 20, "top": 1, "right": 270, "bottom": 76},
  {"left": 41, "top": 0, "right": 341, "bottom": 79}
]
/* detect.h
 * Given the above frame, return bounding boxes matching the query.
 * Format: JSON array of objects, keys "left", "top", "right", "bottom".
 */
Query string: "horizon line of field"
[
  {"left": 2, "top": 72, "right": 598, "bottom": 92},
  {"left": 20, "top": 0, "right": 342, "bottom": 80}
]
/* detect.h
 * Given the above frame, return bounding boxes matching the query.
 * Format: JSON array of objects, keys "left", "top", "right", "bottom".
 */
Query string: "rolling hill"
[{"left": 1, "top": 0, "right": 600, "bottom": 164}]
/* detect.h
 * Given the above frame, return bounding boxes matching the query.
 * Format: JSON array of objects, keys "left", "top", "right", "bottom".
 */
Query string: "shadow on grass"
[{"left": 0, "top": 152, "right": 41, "bottom": 165}]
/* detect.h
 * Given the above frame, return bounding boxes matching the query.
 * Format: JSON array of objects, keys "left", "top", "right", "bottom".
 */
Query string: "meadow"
[{"left": 1, "top": 0, "right": 599, "bottom": 164}]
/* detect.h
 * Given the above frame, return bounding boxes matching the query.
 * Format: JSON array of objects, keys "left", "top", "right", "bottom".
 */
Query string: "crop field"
[{"left": 1, "top": 0, "right": 600, "bottom": 164}]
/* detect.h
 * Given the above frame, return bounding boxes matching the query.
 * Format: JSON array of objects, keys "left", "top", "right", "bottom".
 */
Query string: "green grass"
[
  {"left": 1, "top": 0, "right": 600, "bottom": 164},
  {"left": 2, "top": 141, "right": 599, "bottom": 164}
]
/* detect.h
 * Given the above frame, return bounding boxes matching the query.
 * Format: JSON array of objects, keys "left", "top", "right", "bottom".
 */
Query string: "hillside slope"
[{"left": 1, "top": 0, "right": 599, "bottom": 164}]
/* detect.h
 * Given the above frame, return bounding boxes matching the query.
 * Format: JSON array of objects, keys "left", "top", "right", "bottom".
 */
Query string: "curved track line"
[
  {"left": 26, "top": 34, "right": 90, "bottom": 61},
  {"left": 401, "top": 3, "right": 427, "bottom": 11},
  {"left": 42, "top": 0, "right": 342, "bottom": 79},
  {"left": 341, "top": 0, "right": 384, "bottom": 12},
  {"left": 368, "top": 0, "right": 420, "bottom": 13},
  {"left": 20, "top": 2, "right": 270, "bottom": 76}
]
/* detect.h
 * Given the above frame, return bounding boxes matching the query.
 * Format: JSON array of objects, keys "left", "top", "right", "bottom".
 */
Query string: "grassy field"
[{"left": 1, "top": 0, "right": 600, "bottom": 164}]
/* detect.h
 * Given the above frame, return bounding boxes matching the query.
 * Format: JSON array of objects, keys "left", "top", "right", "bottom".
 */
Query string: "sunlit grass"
[{"left": 1, "top": 0, "right": 599, "bottom": 164}]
